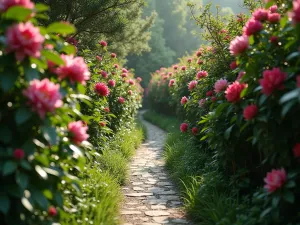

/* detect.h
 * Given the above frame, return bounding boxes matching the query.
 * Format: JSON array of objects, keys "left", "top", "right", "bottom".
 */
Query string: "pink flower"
[
  {"left": 136, "top": 77, "right": 142, "bottom": 82},
  {"left": 168, "top": 72, "right": 173, "bottom": 77},
  {"left": 252, "top": 8, "right": 268, "bottom": 21},
  {"left": 6, "top": 22, "right": 44, "bottom": 61},
  {"left": 187, "top": 58, "right": 192, "bottom": 63},
  {"left": 243, "top": 104, "right": 258, "bottom": 120},
  {"left": 128, "top": 90, "right": 133, "bottom": 95},
  {"left": 296, "top": 75, "right": 300, "bottom": 88},
  {"left": 96, "top": 55, "right": 102, "bottom": 61},
  {"left": 108, "top": 79, "right": 116, "bottom": 87},
  {"left": 237, "top": 71, "right": 246, "bottom": 81},
  {"left": 99, "top": 122, "right": 106, "bottom": 127},
  {"left": 264, "top": 168, "right": 287, "bottom": 193},
  {"left": 128, "top": 79, "right": 135, "bottom": 85},
  {"left": 68, "top": 121, "right": 89, "bottom": 145},
  {"left": 270, "top": 36, "right": 279, "bottom": 44},
  {"left": 122, "top": 68, "right": 128, "bottom": 73},
  {"left": 259, "top": 68, "right": 286, "bottom": 96},
  {"left": 100, "top": 70, "right": 108, "bottom": 78},
  {"left": 197, "top": 70, "right": 208, "bottom": 79},
  {"left": 45, "top": 44, "right": 54, "bottom": 50},
  {"left": 0, "top": 0, "right": 34, "bottom": 12},
  {"left": 293, "top": 143, "right": 300, "bottom": 158},
  {"left": 211, "top": 96, "right": 217, "bottom": 102},
  {"left": 95, "top": 82, "right": 110, "bottom": 96},
  {"left": 66, "top": 37, "right": 78, "bottom": 46},
  {"left": 206, "top": 90, "right": 214, "bottom": 97},
  {"left": 188, "top": 80, "right": 197, "bottom": 91},
  {"left": 169, "top": 79, "right": 175, "bottom": 87},
  {"left": 290, "top": 0, "right": 300, "bottom": 24},
  {"left": 181, "top": 96, "right": 188, "bottom": 105},
  {"left": 111, "top": 53, "right": 117, "bottom": 58},
  {"left": 99, "top": 40, "right": 107, "bottom": 47},
  {"left": 114, "top": 64, "right": 119, "bottom": 69},
  {"left": 191, "top": 127, "right": 198, "bottom": 135},
  {"left": 14, "top": 148, "right": 25, "bottom": 160},
  {"left": 269, "top": 5, "right": 278, "bottom": 13},
  {"left": 48, "top": 206, "right": 57, "bottom": 217},
  {"left": 225, "top": 81, "right": 247, "bottom": 103},
  {"left": 180, "top": 123, "right": 188, "bottom": 133},
  {"left": 118, "top": 97, "right": 125, "bottom": 104},
  {"left": 230, "top": 61, "right": 238, "bottom": 70},
  {"left": 229, "top": 35, "right": 249, "bottom": 56},
  {"left": 104, "top": 107, "right": 110, "bottom": 113},
  {"left": 214, "top": 79, "right": 228, "bottom": 93},
  {"left": 196, "top": 51, "right": 202, "bottom": 57},
  {"left": 121, "top": 73, "right": 128, "bottom": 78},
  {"left": 197, "top": 59, "right": 203, "bottom": 65},
  {"left": 56, "top": 55, "right": 90, "bottom": 85},
  {"left": 181, "top": 66, "right": 186, "bottom": 71},
  {"left": 173, "top": 65, "right": 178, "bottom": 70},
  {"left": 199, "top": 99, "right": 206, "bottom": 107},
  {"left": 268, "top": 13, "right": 280, "bottom": 23},
  {"left": 243, "top": 18, "right": 263, "bottom": 36},
  {"left": 23, "top": 79, "right": 62, "bottom": 119}
]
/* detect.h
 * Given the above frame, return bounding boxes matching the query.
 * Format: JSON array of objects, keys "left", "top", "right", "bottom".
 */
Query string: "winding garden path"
[{"left": 121, "top": 113, "right": 192, "bottom": 225}]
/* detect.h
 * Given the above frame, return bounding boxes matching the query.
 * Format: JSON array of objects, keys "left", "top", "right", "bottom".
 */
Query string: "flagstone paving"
[{"left": 121, "top": 115, "right": 192, "bottom": 225}]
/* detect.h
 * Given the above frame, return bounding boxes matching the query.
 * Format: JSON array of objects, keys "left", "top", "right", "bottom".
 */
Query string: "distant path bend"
[{"left": 121, "top": 111, "right": 192, "bottom": 225}]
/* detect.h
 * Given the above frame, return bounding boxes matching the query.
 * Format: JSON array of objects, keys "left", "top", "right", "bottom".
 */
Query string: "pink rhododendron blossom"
[
  {"left": 197, "top": 70, "right": 208, "bottom": 79},
  {"left": 169, "top": 79, "right": 175, "bottom": 87},
  {"left": 108, "top": 79, "right": 115, "bottom": 87},
  {"left": 100, "top": 70, "right": 108, "bottom": 78},
  {"left": 137, "top": 77, "right": 142, "bottom": 82},
  {"left": 259, "top": 68, "right": 286, "bottom": 96},
  {"left": 180, "top": 123, "right": 188, "bottom": 133},
  {"left": 121, "top": 73, "right": 128, "bottom": 78},
  {"left": 99, "top": 40, "right": 107, "bottom": 47},
  {"left": 225, "top": 81, "right": 247, "bottom": 103},
  {"left": 290, "top": 0, "right": 300, "bottom": 24},
  {"left": 243, "top": 18, "right": 263, "bottom": 36},
  {"left": 0, "top": 0, "right": 34, "bottom": 12},
  {"left": 252, "top": 8, "right": 268, "bottom": 21},
  {"left": 118, "top": 97, "right": 125, "bottom": 104},
  {"left": 214, "top": 79, "right": 228, "bottom": 93},
  {"left": 269, "top": 5, "right": 278, "bottom": 13},
  {"left": 128, "top": 90, "right": 133, "bottom": 95},
  {"left": 168, "top": 72, "right": 173, "bottom": 77},
  {"left": 56, "top": 55, "right": 90, "bottom": 85},
  {"left": 196, "top": 50, "right": 202, "bottom": 57},
  {"left": 181, "top": 66, "right": 186, "bottom": 71},
  {"left": 206, "top": 90, "right": 213, "bottom": 97},
  {"left": 237, "top": 71, "right": 246, "bottom": 81},
  {"left": 122, "top": 68, "right": 128, "bottom": 73},
  {"left": 187, "top": 58, "right": 192, "bottom": 63},
  {"left": 96, "top": 55, "right": 102, "bottom": 61},
  {"left": 128, "top": 79, "right": 135, "bottom": 85},
  {"left": 114, "top": 64, "right": 119, "bottom": 69},
  {"left": 104, "top": 107, "right": 110, "bottom": 113},
  {"left": 173, "top": 65, "right": 178, "bottom": 70},
  {"left": 192, "top": 127, "right": 198, "bottom": 135},
  {"left": 268, "top": 13, "right": 280, "bottom": 23},
  {"left": 181, "top": 96, "right": 188, "bottom": 105},
  {"left": 6, "top": 22, "right": 44, "bottom": 61},
  {"left": 199, "top": 99, "right": 206, "bottom": 107},
  {"left": 230, "top": 61, "right": 238, "bottom": 70},
  {"left": 264, "top": 168, "right": 287, "bottom": 193},
  {"left": 293, "top": 143, "right": 300, "bottom": 158},
  {"left": 243, "top": 105, "right": 258, "bottom": 120},
  {"left": 197, "top": 59, "right": 203, "bottom": 65},
  {"left": 111, "top": 53, "right": 117, "bottom": 58},
  {"left": 23, "top": 79, "right": 63, "bottom": 119},
  {"left": 229, "top": 35, "right": 249, "bottom": 56},
  {"left": 95, "top": 82, "right": 110, "bottom": 96},
  {"left": 48, "top": 206, "right": 57, "bottom": 217},
  {"left": 68, "top": 121, "right": 89, "bottom": 145},
  {"left": 188, "top": 80, "right": 197, "bottom": 91},
  {"left": 14, "top": 148, "right": 25, "bottom": 160}
]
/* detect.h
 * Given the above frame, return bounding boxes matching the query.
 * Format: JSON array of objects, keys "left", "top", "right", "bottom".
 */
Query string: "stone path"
[{"left": 121, "top": 114, "right": 192, "bottom": 225}]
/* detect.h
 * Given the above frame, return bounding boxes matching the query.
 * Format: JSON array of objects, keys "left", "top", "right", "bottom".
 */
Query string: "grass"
[
  {"left": 143, "top": 110, "right": 239, "bottom": 224},
  {"left": 61, "top": 119, "right": 145, "bottom": 225}
]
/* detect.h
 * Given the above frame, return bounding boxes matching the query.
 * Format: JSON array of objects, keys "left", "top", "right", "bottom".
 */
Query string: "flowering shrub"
[{"left": 147, "top": 0, "right": 300, "bottom": 223}]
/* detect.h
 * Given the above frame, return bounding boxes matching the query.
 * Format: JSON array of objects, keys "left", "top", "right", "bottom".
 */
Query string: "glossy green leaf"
[
  {"left": 0, "top": 195, "right": 10, "bottom": 214},
  {"left": 41, "top": 50, "right": 64, "bottom": 65},
  {"left": 47, "top": 22, "right": 76, "bottom": 35},
  {"left": 3, "top": 161, "right": 17, "bottom": 176},
  {"left": 0, "top": 72, "right": 18, "bottom": 92},
  {"left": 5, "top": 6, "right": 32, "bottom": 21},
  {"left": 15, "top": 107, "right": 32, "bottom": 125}
]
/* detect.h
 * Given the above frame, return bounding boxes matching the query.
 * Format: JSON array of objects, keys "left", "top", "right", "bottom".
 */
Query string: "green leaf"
[
  {"left": 224, "top": 125, "right": 234, "bottom": 140},
  {"left": 281, "top": 101, "right": 296, "bottom": 117},
  {"left": 47, "top": 22, "right": 76, "bottom": 35},
  {"left": 24, "top": 67, "right": 39, "bottom": 82},
  {"left": 54, "top": 192, "right": 63, "bottom": 207},
  {"left": 5, "top": 6, "right": 32, "bottom": 21},
  {"left": 259, "top": 94, "right": 268, "bottom": 106},
  {"left": 280, "top": 89, "right": 299, "bottom": 104},
  {"left": 20, "top": 161, "right": 32, "bottom": 170},
  {"left": 42, "top": 126, "right": 58, "bottom": 145},
  {"left": 41, "top": 50, "right": 64, "bottom": 65},
  {"left": 280, "top": 15, "right": 288, "bottom": 28},
  {"left": 0, "top": 195, "right": 10, "bottom": 214},
  {"left": 16, "top": 172, "right": 29, "bottom": 189},
  {"left": 0, "top": 72, "right": 18, "bottom": 92},
  {"left": 32, "top": 189, "right": 48, "bottom": 210},
  {"left": 283, "top": 190, "right": 295, "bottom": 203},
  {"left": 3, "top": 161, "right": 17, "bottom": 176},
  {"left": 15, "top": 108, "right": 32, "bottom": 125},
  {"left": 61, "top": 44, "right": 76, "bottom": 55},
  {"left": 35, "top": 3, "right": 49, "bottom": 12},
  {"left": 240, "top": 87, "right": 248, "bottom": 98},
  {"left": 285, "top": 180, "right": 296, "bottom": 188},
  {"left": 249, "top": 35, "right": 254, "bottom": 45},
  {"left": 286, "top": 52, "right": 300, "bottom": 61},
  {"left": 260, "top": 207, "right": 272, "bottom": 218},
  {"left": 0, "top": 126, "right": 12, "bottom": 144}
]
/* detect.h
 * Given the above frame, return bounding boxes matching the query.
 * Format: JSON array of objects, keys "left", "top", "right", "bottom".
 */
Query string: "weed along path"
[{"left": 121, "top": 114, "right": 192, "bottom": 225}]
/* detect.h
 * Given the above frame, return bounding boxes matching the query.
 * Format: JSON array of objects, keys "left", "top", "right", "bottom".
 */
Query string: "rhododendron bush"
[
  {"left": 148, "top": 0, "right": 300, "bottom": 223},
  {"left": 0, "top": 1, "right": 143, "bottom": 224}
]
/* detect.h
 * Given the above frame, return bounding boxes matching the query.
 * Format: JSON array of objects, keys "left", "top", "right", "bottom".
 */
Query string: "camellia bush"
[
  {"left": 0, "top": 1, "right": 143, "bottom": 225},
  {"left": 148, "top": 0, "right": 300, "bottom": 224}
]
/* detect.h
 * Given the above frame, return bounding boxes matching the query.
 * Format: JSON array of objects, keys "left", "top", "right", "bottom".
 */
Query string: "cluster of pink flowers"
[
  {"left": 230, "top": 61, "right": 238, "bottom": 70},
  {"left": 108, "top": 79, "right": 116, "bottom": 87},
  {"left": 68, "top": 121, "right": 89, "bottom": 145},
  {"left": 6, "top": 22, "right": 45, "bottom": 61},
  {"left": 168, "top": 79, "right": 175, "bottom": 87},
  {"left": 118, "top": 97, "right": 125, "bottom": 104},
  {"left": 100, "top": 70, "right": 108, "bottom": 78},
  {"left": 180, "top": 123, "right": 188, "bottom": 133},
  {"left": 290, "top": 0, "right": 300, "bottom": 24},
  {"left": 191, "top": 127, "right": 198, "bottom": 135},
  {"left": 128, "top": 79, "right": 135, "bottom": 85},
  {"left": 136, "top": 77, "right": 142, "bottom": 82},
  {"left": 181, "top": 66, "right": 186, "bottom": 71},
  {"left": 99, "top": 40, "right": 107, "bottom": 47},
  {"left": 243, "top": 104, "right": 258, "bottom": 120},
  {"left": 259, "top": 68, "right": 286, "bottom": 96},
  {"left": 197, "top": 70, "right": 208, "bottom": 79},
  {"left": 199, "top": 99, "right": 206, "bottom": 107},
  {"left": 0, "top": 0, "right": 34, "bottom": 12},
  {"left": 95, "top": 82, "right": 110, "bottom": 97},
  {"left": 56, "top": 54, "right": 90, "bottom": 85},
  {"left": 111, "top": 53, "right": 117, "bottom": 58},
  {"left": 23, "top": 79, "right": 63, "bottom": 119},
  {"left": 181, "top": 96, "right": 188, "bottom": 105},
  {"left": 206, "top": 90, "right": 213, "bottom": 97},
  {"left": 214, "top": 79, "right": 228, "bottom": 93},
  {"left": 188, "top": 80, "right": 197, "bottom": 91},
  {"left": 14, "top": 148, "right": 25, "bottom": 160},
  {"left": 229, "top": 35, "right": 249, "bottom": 56},
  {"left": 264, "top": 168, "right": 286, "bottom": 193},
  {"left": 243, "top": 18, "right": 263, "bottom": 36},
  {"left": 225, "top": 81, "right": 247, "bottom": 103}
]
